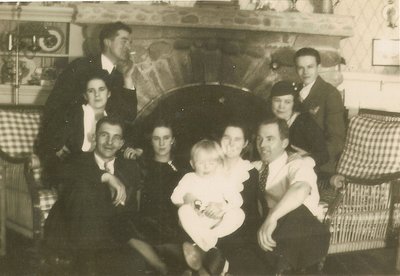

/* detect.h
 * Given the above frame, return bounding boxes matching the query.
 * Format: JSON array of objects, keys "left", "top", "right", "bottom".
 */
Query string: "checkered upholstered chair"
[
  {"left": 276, "top": 109, "right": 400, "bottom": 274},
  {"left": 0, "top": 108, "right": 57, "bottom": 255},
  {"left": 326, "top": 109, "right": 400, "bottom": 254}
]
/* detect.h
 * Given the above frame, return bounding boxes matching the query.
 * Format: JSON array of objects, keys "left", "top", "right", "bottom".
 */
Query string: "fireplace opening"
[{"left": 132, "top": 84, "right": 269, "bottom": 165}]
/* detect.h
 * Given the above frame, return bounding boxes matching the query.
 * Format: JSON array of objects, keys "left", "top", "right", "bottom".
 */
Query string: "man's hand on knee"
[
  {"left": 101, "top": 173, "right": 127, "bottom": 206},
  {"left": 258, "top": 215, "right": 277, "bottom": 252}
]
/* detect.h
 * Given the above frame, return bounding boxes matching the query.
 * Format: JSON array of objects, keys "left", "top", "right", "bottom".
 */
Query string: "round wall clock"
[{"left": 38, "top": 26, "right": 64, "bottom": 53}]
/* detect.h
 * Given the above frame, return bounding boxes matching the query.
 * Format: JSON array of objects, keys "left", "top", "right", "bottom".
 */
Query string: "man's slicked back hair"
[
  {"left": 99, "top": 21, "right": 132, "bottom": 51},
  {"left": 257, "top": 117, "right": 289, "bottom": 140},
  {"left": 294, "top": 47, "right": 321, "bottom": 65}
]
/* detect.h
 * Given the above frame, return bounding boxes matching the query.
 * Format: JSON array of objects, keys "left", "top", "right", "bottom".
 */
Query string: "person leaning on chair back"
[
  {"left": 254, "top": 117, "right": 330, "bottom": 273},
  {"left": 294, "top": 47, "right": 346, "bottom": 177}
]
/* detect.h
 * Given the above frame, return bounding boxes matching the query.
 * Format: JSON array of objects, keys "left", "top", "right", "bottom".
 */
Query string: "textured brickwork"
[
  {"left": 76, "top": 4, "right": 353, "bottom": 117},
  {"left": 75, "top": 4, "right": 353, "bottom": 37}
]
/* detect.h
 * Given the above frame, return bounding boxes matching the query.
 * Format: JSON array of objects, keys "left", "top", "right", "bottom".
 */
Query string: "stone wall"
[{"left": 76, "top": 4, "right": 353, "bottom": 118}]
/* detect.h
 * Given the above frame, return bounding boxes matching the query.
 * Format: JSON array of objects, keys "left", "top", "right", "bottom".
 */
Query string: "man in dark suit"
[
  {"left": 44, "top": 116, "right": 142, "bottom": 274},
  {"left": 294, "top": 47, "right": 346, "bottom": 176},
  {"left": 38, "top": 22, "right": 138, "bottom": 186},
  {"left": 42, "top": 22, "right": 137, "bottom": 138}
]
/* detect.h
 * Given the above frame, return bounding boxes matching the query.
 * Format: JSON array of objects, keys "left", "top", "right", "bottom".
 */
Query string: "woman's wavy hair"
[
  {"left": 145, "top": 117, "right": 176, "bottom": 160},
  {"left": 81, "top": 70, "right": 112, "bottom": 94},
  {"left": 219, "top": 119, "right": 253, "bottom": 160}
]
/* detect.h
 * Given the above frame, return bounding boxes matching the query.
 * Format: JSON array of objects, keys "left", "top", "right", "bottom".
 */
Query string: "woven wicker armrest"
[
  {"left": 24, "top": 155, "right": 58, "bottom": 240},
  {"left": 319, "top": 174, "right": 346, "bottom": 225},
  {"left": 25, "top": 154, "right": 45, "bottom": 189},
  {"left": 323, "top": 185, "right": 347, "bottom": 226}
]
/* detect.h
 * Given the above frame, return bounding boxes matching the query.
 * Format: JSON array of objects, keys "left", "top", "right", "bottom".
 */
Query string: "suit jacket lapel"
[
  {"left": 88, "top": 55, "right": 103, "bottom": 71},
  {"left": 114, "top": 158, "right": 125, "bottom": 183},
  {"left": 302, "top": 76, "right": 323, "bottom": 108}
]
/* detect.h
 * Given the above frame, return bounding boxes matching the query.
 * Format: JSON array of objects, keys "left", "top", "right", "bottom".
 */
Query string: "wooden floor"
[{"left": 0, "top": 230, "right": 399, "bottom": 275}]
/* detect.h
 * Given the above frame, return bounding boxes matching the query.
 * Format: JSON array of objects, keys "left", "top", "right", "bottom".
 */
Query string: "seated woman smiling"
[
  {"left": 269, "top": 80, "right": 329, "bottom": 170},
  {"left": 56, "top": 70, "right": 114, "bottom": 158},
  {"left": 41, "top": 71, "right": 137, "bottom": 185}
]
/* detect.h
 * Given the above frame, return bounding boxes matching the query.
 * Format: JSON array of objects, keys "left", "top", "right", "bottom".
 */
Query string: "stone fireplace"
[{"left": 75, "top": 3, "right": 353, "bottom": 152}]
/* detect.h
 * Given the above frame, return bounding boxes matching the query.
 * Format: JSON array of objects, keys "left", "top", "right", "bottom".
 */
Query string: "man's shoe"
[{"left": 182, "top": 242, "right": 204, "bottom": 271}]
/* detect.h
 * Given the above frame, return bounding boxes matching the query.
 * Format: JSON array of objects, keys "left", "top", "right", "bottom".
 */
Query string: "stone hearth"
[{"left": 75, "top": 4, "right": 353, "bottom": 118}]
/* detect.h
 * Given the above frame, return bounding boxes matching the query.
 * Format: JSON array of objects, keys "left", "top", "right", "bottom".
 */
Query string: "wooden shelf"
[
  {"left": 0, "top": 52, "right": 70, "bottom": 58},
  {"left": 0, "top": 5, "right": 74, "bottom": 23},
  {"left": 0, "top": 84, "right": 51, "bottom": 105}
]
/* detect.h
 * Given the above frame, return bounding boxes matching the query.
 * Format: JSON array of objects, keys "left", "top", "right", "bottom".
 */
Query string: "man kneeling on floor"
[{"left": 254, "top": 117, "right": 330, "bottom": 273}]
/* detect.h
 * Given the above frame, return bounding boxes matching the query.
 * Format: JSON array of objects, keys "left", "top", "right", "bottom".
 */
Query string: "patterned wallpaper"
[{"left": 335, "top": 0, "right": 399, "bottom": 74}]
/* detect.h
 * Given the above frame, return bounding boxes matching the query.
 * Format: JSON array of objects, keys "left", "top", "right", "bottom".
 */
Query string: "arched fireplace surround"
[
  {"left": 132, "top": 83, "right": 268, "bottom": 162},
  {"left": 76, "top": 3, "right": 353, "bottom": 157}
]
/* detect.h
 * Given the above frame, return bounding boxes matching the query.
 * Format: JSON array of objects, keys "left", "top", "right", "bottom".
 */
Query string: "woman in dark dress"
[
  {"left": 269, "top": 80, "right": 329, "bottom": 169},
  {"left": 139, "top": 119, "right": 184, "bottom": 244},
  {"left": 217, "top": 121, "right": 265, "bottom": 274},
  {"left": 122, "top": 119, "right": 186, "bottom": 275}
]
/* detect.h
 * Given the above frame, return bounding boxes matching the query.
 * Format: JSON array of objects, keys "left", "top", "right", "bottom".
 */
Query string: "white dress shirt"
[
  {"left": 81, "top": 104, "right": 107, "bottom": 152},
  {"left": 94, "top": 152, "right": 115, "bottom": 175},
  {"left": 253, "top": 152, "right": 321, "bottom": 217},
  {"left": 101, "top": 54, "right": 135, "bottom": 90},
  {"left": 101, "top": 54, "right": 115, "bottom": 74},
  {"left": 299, "top": 79, "right": 316, "bottom": 102}
]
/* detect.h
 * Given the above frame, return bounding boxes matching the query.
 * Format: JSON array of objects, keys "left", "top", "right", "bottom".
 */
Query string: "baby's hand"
[{"left": 204, "top": 202, "right": 225, "bottom": 219}]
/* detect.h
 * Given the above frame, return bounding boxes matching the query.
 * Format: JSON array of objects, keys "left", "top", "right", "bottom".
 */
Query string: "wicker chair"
[
  {"left": 0, "top": 107, "right": 57, "bottom": 256},
  {"left": 326, "top": 109, "right": 400, "bottom": 254}
]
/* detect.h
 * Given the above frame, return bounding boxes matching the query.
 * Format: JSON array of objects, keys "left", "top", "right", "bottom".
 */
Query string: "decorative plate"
[{"left": 38, "top": 26, "right": 64, "bottom": 53}]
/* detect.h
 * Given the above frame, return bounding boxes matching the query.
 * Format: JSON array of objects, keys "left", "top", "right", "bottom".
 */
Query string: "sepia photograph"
[{"left": 0, "top": 0, "right": 399, "bottom": 275}]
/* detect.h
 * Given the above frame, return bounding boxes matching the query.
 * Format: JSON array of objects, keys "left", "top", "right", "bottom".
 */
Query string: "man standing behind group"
[
  {"left": 38, "top": 22, "right": 138, "bottom": 186},
  {"left": 294, "top": 47, "right": 345, "bottom": 176},
  {"left": 255, "top": 118, "right": 330, "bottom": 273},
  {"left": 42, "top": 21, "right": 137, "bottom": 141}
]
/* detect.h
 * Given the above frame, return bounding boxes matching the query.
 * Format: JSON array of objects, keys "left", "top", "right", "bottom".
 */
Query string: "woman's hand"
[
  {"left": 123, "top": 147, "right": 143, "bottom": 159},
  {"left": 55, "top": 145, "right": 71, "bottom": 161},
  {"left": 291, "top": 145, "right": 309, "bottom": 157},
  {"left": 204, "top": 202, "right": 225, "bottom": 219}
]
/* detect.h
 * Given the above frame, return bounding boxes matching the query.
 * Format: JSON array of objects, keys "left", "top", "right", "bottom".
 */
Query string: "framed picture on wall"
[{"left": 372, "top": 39, "right": 400, "bottom": 66}]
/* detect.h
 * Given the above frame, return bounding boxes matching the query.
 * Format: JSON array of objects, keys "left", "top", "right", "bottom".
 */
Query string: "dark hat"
[{"left": 271, "top": 81, "right": 298, "bottom": 97}]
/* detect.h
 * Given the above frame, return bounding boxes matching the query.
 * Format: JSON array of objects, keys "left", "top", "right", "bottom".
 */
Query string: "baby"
[{"left": 171, "top": 139, "right": 245, "bottom": 253}]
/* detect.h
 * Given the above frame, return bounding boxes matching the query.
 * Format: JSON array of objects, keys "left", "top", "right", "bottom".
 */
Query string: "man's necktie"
[
  {"left": 258, "top": 163, "right": 269, "bottom": 193},
  {"left": 104, "top": 161, "right": 112, "bottom": 174}
]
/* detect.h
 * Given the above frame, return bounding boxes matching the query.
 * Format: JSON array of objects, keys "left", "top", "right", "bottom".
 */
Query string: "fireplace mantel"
[
  {"left": 0, "top": 3, "right": 354, "bottom": 115},
  {"left": 73, "top": 4, "right": 354, "bottom": 117},
  {"left": 75, "top": 4, "right": 353, "bottom": 38}
]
